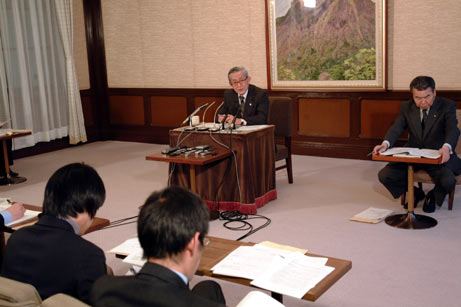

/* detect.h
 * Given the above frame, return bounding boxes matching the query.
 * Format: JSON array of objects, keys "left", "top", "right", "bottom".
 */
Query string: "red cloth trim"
[{"left": 204, "top": 189, "right": 278, "bottom": 215}]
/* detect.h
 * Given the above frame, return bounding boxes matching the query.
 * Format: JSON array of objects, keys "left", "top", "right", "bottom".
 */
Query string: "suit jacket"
[
  {"left": 0, "top": 214, "right": 107, "bottom": 304},
  {"left": 220, "top": 84, "right": 269, "bottom": 125},
  {"left": 91, "top": 262, "right": 225, "bottom": 307},
  {"left": 385, "top": 96, "right": 461, "bottom": 174}
]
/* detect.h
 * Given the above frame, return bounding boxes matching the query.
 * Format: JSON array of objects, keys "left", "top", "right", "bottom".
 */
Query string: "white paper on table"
[
  {"left": 380, "top": 147, "right": 440, "bottom": 159},
  {"left": 250, "top": 253, "right": 335, "bottom": 299},
  {"left": 211, "top": 245, "right": 287, "bottom": 280},
  {"left": 122, "top": 249, "right": 147, "bottom": 267},
  {"left": 108, "top": 237, "right": 142, "bottom": 255},
  {"left": 236, "top": 291, "right": 285, "bottom": 307},
  {"left": 0, "top": 200, "right": 40, "bottom": 227}
]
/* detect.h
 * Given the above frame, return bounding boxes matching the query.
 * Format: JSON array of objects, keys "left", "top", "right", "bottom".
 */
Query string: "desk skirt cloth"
[{"left": 169, "top": 126, "right": 277, "bottom": 214}]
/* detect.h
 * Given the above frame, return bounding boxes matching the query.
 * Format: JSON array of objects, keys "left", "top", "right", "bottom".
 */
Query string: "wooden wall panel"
[
  {"left": 109, "top": 95, "right": 144, "bottom": 125},
  {"left": 81, "top": 95, "right": 94, "bottom": 126},
  {"left": 360, "top": 99, "right": 403, "bottom": 138},
  {"left": 298, "top": 98, "right": 350, "bottom": 137},
  {"left": 150, "top": 96, "right": 187, "bottom": 127}
]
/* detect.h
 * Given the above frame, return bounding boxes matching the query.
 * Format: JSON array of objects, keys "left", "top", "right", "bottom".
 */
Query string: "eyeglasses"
[
  {"left": 230, "top": 78, "right": 248, "bottom": 86},
  {"left": 203, "top": 237, "right": 211, "bottom": 247}
]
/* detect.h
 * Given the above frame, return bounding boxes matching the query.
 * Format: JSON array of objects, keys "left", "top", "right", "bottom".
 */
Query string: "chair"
[
  {"left": 0, "top": 277, "right": 42, "bottom": 307},
  {"left": 268, "top": 96, "right": 293, "bottom": 184},
  {"left": 400, "top": 109, "right": 461, "bottom": 210},
  {"left": 41, "top": 294, "right": 89, "bottom": 307}
]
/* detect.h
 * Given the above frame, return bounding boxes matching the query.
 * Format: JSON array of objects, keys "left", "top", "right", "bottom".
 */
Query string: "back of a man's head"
[
  {"left": 42, "top": 162, "right": 105, "bottom": 218},
  {"left": 410, "top": 76, "right": 436, "bottom": 92},
  {"left": 138, "top": 186, "right": 209, "bottom": 259}
]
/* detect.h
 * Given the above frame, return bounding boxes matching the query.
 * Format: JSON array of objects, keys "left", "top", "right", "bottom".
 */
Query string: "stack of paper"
[
  {"left": 380, "top": 147, "right": 440, "bottom": 159},
  {"left": 350, "top": 207, "right": 394, "bottom": 224},
  {"left": 211, "top": 244, "right": 334, "bottom": 299}
]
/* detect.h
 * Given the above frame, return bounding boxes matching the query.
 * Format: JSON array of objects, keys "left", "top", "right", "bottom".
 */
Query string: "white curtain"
[
  {"left": 0, "top": 0, "right": 84, "bottom": 149},
  {"left": 54, "top": 0, "right": 86, "bottom": 144}
]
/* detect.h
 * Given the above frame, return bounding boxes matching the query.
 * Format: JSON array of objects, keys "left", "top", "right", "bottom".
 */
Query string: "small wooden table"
[
  {"left": 1, "top": 130, "right": 31, "bottom": 185},
  {"left": 372, "top": 154, "right": 442, "bottom": 229},
  {"left": 198, "top": 236, "right": 352, "bottom": 303},
  {"left": 146, "top": 148, "right": 232, "bottom": 192}
]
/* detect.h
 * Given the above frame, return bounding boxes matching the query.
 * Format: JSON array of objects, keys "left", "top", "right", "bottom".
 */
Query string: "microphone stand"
[{"left": 197, "top": 101, "right": 216, "bottom": 131}]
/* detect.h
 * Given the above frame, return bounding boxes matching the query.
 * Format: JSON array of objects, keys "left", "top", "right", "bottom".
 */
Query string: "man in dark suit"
[
  {"left": 373, "top": 76, "right": 461, "bottom": 213},
  {"left": 91, "top": 186, "right": 226, "bottom": 307},
  {"left": 1, "top": 163, "right": 110, "bottom": 304},
  {"left": 218, "top": 66, "right": 269, "bottom": 126}
]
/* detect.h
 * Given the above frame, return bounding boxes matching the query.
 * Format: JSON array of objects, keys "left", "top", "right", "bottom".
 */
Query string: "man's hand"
[
  {"left": 373, "top": 142, "right": 388, "bottom": 155},
  {"left": 439, "top": 145, "right": 451, "bottom": 163},
  {"left": 7, "top": 202, "right": 26, "bottom": 221},
  {"left": 217, "top": 114, "right": 226, "bottom": 123},
  {"left": 225, "top": 115, "right": 234, "bottom": 124}
]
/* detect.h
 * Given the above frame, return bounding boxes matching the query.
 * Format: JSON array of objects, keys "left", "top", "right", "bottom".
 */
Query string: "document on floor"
[
  {"left": 379, "top": 147, "right": 440, "bottom": 159},
  {"left": 350, "top": 207, "right": 394, "bottom": 224}
]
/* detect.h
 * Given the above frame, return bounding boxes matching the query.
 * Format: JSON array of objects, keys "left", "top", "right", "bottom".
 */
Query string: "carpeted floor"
[{"left": 2, "top": 140, "right": 460, "bottom": 307}]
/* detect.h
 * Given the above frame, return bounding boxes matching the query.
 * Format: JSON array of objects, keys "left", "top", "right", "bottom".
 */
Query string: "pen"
[{"left": 367, "top": 151, "right": 374, "bottom": 157}]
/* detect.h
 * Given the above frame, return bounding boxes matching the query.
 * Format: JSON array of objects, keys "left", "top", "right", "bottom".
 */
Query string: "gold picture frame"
[{"left": 267, "top": 0, "right": 387, "bottom": 91}]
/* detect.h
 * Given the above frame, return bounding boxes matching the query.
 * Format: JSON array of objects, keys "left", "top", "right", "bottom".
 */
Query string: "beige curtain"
[{"left": 54, "top": 0, "right": 87, "bottom": 144}]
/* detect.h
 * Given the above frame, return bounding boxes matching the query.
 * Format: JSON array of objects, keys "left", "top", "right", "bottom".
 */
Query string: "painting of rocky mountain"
[{"left": 275, "top": 0, "right": 377, "bottom": 81}]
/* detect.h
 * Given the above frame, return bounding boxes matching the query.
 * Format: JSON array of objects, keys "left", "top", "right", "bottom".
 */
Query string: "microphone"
[
  {"left": 231, "top": 103, "right": 243, "bottom": 130},
  {"left": 181, "top": 103, "right": 209, "bottom": 125},
  {"left": 201, "top": 101, "right": 216, "bottom": 126}
]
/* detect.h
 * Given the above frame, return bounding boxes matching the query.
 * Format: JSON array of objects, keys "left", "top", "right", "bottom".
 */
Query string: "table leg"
[
  {"left": 1, "top": 140, "right": 27, "bottom": 186},
  {"left": 385, "top": 164, "right": 437, "bottom": 229},
  {"left": 189, "top": 165, "right": 196, "bottom": 192}
]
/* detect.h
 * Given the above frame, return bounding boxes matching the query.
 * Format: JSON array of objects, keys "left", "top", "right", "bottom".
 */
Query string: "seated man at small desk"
[
  {"left": 91, "top": 186, "right": 226, "bottom": 307},
  {"left": 373, "top": 76, "right": 461, "bottom": 213},
  {"left": 218, "top": 66, "right": 269, "bottom": 126},
  {"left": 1, "top": 162, "right": 111, "bottom": 304}
]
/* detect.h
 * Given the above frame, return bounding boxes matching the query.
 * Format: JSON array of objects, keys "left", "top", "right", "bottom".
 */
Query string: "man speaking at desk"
[
  {"left": 373, "top": 76, "right": 461, "bottom": 213},
  {"left": 218, "top": 66, "right": 269, "bottom": 126}
]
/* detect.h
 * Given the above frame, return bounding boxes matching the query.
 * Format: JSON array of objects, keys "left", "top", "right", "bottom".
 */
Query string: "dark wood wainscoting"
[{"left": 82, "top": 88, "right": 460, "bottom": 160}]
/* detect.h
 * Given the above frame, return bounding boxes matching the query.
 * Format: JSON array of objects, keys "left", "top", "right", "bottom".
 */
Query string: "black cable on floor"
[{"left": 219, "top": 211, "right": 271, "bottom": 241}]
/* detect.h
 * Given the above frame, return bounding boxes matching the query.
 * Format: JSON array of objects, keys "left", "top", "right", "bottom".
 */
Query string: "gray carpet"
[{"left": 2, "top": 141, "right": 460, "bottom": 307}]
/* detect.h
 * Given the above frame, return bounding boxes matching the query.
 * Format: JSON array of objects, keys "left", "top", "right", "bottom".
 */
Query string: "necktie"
[
  {"left": 422, "top": 109, "right": 428, "bottom": 130},
  {"left": 239, "top": 95, "right": 245, "bottom": 115}
]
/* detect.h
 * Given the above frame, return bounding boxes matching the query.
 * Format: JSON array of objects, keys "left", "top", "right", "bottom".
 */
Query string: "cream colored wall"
[
  {"left": 100, "top": 0, "right": 267, "bottom": 89},
  {"left": 73, "top": 0, "right": 461, "bottom": 91}
]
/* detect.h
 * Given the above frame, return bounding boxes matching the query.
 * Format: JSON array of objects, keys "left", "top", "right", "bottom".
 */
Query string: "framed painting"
[{"left": 267, "top": 0, "right": 386, "bottom": 91}]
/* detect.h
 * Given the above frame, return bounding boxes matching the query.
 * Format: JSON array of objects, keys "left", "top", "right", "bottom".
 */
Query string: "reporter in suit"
[
  {"left": 1, "top": 163, "right": 110, "bottom": 304},
  {"left": 373, "top": 76, "right": 461, "bottom": 213},
  {"left": 91, "top": 186, "right": 226, "bottom": 307},
  {"left": 218, "top": 66, "right": 269, "bottom": 125}
]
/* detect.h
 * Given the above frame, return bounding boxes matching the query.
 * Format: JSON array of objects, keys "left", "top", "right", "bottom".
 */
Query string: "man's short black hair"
[
  {"left": 410, "top": 76, "right": 436, "bottom": 92},
  {"left": 138, "top": 186, "right": 209, "bottom": 259},
  {"left": 42, "top": 163, "right": 105, "bottom": 218}
]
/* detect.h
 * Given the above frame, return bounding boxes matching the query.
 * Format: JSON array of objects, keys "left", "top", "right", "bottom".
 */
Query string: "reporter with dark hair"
[
  {"left": 1, "top": 162, "right": 110, "bottom": 304},
  {"left": 91, "top": 186, "right": 226, "bottom": 307}
]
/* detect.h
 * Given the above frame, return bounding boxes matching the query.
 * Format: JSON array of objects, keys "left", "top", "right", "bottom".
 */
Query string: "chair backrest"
[
  {"left": 455, "top": 109, "right": 461, "bottom": 154},
  {"left": 268, "top": 96, "right": 293, "bottom": 137},
  {"left": 0, "top": 277, "right": 42, "bottom": 307},
  {"left": 41, "top": 294, "right": 89, "bottom": 307}
]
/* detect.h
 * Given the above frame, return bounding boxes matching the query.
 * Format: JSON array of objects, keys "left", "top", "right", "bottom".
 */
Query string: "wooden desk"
[
  {"left": 198, "top": 236, "right": 352, "bottom": 302},
  {"left": 146, "top": 148, "right": 232, "bottom": 192},
  {"left": 1, "top": 130, "right": 31, "bottom": 185},
  {"left": 372, "top": 154, "right": 442, "bottom": 229},
  {"left": 168, "top": 126, "right": 277, "bottom": 214}
]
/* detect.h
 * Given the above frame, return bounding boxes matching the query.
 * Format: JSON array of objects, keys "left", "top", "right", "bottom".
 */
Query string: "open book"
[
  {"left": 379, "top": 147, "right": 440, "bottom": 159},
  {"left": 350, "top": 207, "right": 394, "bottom": 224}
]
